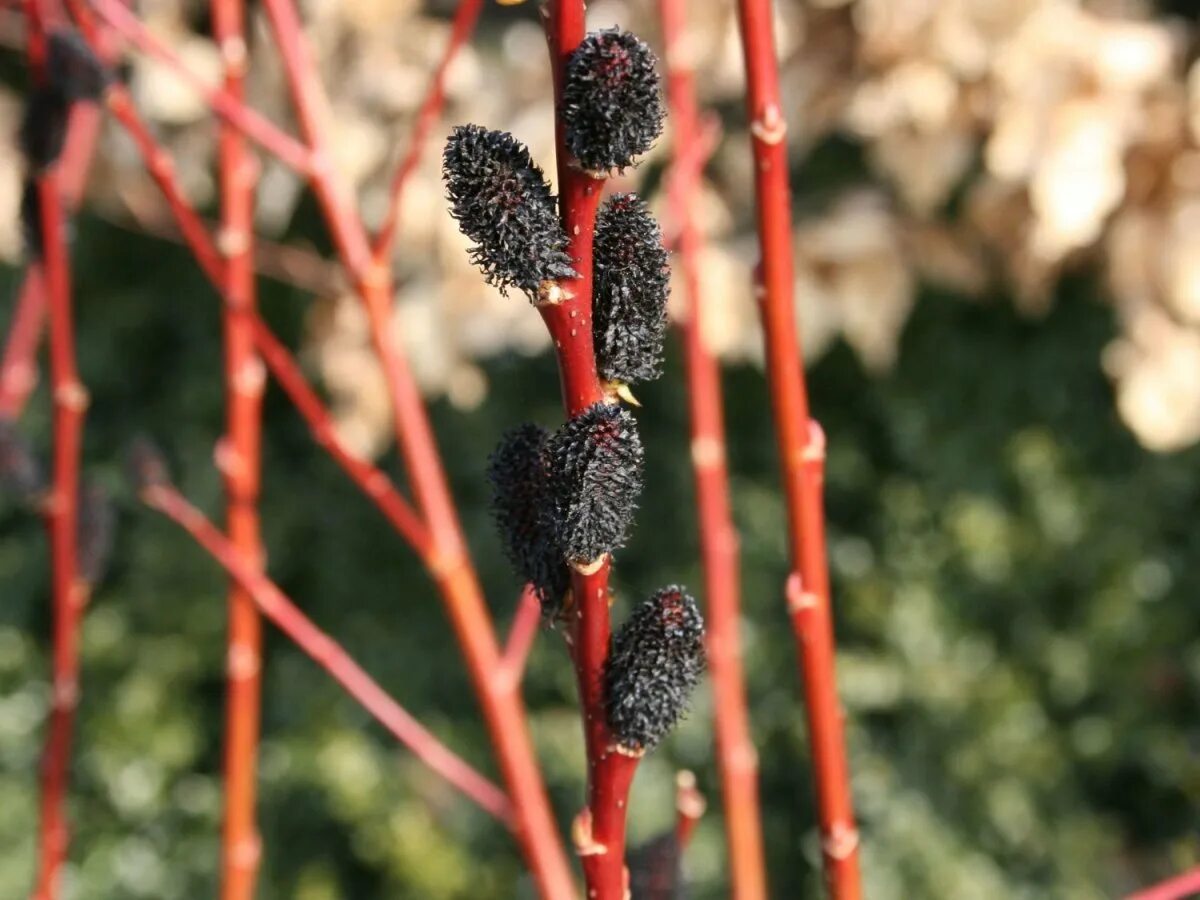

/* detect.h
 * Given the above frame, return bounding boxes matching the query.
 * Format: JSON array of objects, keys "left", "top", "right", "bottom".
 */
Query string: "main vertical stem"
[
  {"left": 213, "top": 0, "right": 266, "bottom": 896},
  {"left": 659, "top": 0, "right": 768, "bottom": 894},
  {"left": 26, "top": 3, "right": 87, "bottom": 897},
  {"left": 542, "top": 3, "right": 638, "bottom": 897},
  {"left": 732, "top": 0, "right": 862, "bottom": 896}
]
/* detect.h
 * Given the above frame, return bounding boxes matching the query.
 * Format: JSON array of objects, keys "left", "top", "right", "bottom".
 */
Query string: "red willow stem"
[
  {"left": 212, "top": 0, "right": 266, "bottom": 894},
  {"left": 499, "top": 585, "right": 542, "bottom": 686},
  {"left": 139, "top": 479, "right": 512, "bottom": 825},
  {"left": 658, "top": 0, "right": 768, "bottom": 894},
  {"left": 370, "top": 0, "right": 484, "bottom": 262},
  {"left": 1127, "top": 866, "right": 1200, "bottom": 900},
  {"left": 1, "top": 104, "right": 103, "bottom": 420},
  {"left": 674, "top": 770, "right": 706, "bottom": 849},
  {"left": 541, "top": 3, "right": 636, "bottom": 898},
  {"left": 25, "top": 1, "right": 88, "bottom": 896},
  {"left": 733, "top": 2, "right": 861, "bottom": 894},
  {"left": 255, "top": 2, "right": 575, "bottom": 894}
]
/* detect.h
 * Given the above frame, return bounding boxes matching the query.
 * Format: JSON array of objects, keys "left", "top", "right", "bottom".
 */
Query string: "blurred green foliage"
[{"left": 3, "top": 180, "right": 1200, "bottom": 900}]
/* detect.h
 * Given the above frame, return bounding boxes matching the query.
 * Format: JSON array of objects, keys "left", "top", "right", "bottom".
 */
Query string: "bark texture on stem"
[
  {"left": 733, "top": 1, "right": 862, "bottom": 896},
  {"left": 658, "top": 0, "right": 768, "bottom": 894},
  {"left": 213, "top": 0, "right": 266, "bottom": 894}
]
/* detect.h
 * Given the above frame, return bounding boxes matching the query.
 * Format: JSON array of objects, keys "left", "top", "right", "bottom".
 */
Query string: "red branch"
[
  {"left": 733, "top": 1, "right": 862, "bottom": 896},
  {"left": 658, "top": 0, "right": 768, "bottom": 894},
  {"left": 140, "top": 479, "right": 512, "bottom": 825},
  {"left": 1127, "top": 866, "right": 1200, "bottom": 900},
  {"left": 499, "top": 585, "right": 542, "bottom": 686},
  {"left": 371, "top": 0, "right": 484, "bottom": 262},
  {"left": 541, "top": 3, "right": 638, "bottom": 898},
  {"left": 674, "top": 770, "right": 706, "bottom": 849},
  {"left": 255, "top": 2, "right": 575, "bottom": 894},
  {"left": 212, "top": 0, "right": 266, "bottom": 894},
  {"left": 25, "top": 1, "right": 88, "bottom": 896}
]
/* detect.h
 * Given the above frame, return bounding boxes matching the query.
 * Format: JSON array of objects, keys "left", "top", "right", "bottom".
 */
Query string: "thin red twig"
[
  {"left": 371, "top": 0, "right": 484, "bottom": 262},
  {"left": 674, "top": 770, "right": 706, "bottom": 850},
  {"left": 25, "top": 2, "right": 88, "bottom": 896},
  {"left": 140, "top": 479, "right": 512, "bottom": 825},
  {"left": 1127, "top": 865, "right": 1200, "bottom": 900},
  {"left": 658, "top": 0, "right": 768, "bottom": 894},
  {"left": 255, "top": 2, "right": 575, "bottom": 892},
  {"left": 498, "top": 585, "right": 542, "bottom": 687},
  {"left": 212, "top": 0, "right": 266, "bottom": 893},
  {"left": 733, "top": 1, "right": 861, "bottom": 896}
]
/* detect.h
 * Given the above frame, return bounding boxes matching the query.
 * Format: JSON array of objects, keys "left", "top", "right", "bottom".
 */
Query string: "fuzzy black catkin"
[
  {"left": 547, "top": 403, "right": 643, "bottom": 563},
  {"left": 20, "top": 178, "right": 42, "bottom": 258},
  {"left": 593, "top": 193, "right": 670, "bottom": 384},
  {"left": 488, "top": 424, "right": 569, "bottom": 616},
  {"left": 443, "top": 124, "right": 575, "bottom": 300},
  {"left": 605, "top": 586, "right": 705, "bottom": 752},
  {"left": 47, "top": 30, "right": 110, "bottom": 102},
  {"left": 19, "top": 88, "right": 70, "bottom": 171},
  {"left": 0, "top": 419, "right": 45, "bottom": 504},
  {"left": 628, "top": 833, "right": 686, "bottom": 900},
  {"left": 78, "top": 482, "right": 116, "bottom": 587},
  {"left": 561, "top": 29, "right": 665, "bottom": 172},
  {"left": 125, "top": 437, "right": 170, "bottom": 493}
]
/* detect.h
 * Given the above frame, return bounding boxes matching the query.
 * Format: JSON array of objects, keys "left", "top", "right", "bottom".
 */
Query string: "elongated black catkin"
[
  {"left": 628, "top": 833, "right": 686, "bottom": 900},
  {"left": 443, "top": 125, "right": 575, "bottom": 300},
  {"left": 547, "top": 403, "right": 643, "bottom": 564},
  {"left": 0, "top": 419, "right": 45, "bottom": 504},
  {"left": 605, "top": 586, "right": 705, "bottom": 752},
  {"left": 561, "top": 29, "right": 665, "bottom": 173},
  {"left": 488, "top": 423, "right": 569, "bottom": 617},
  {"left": 593, "top": 193, "right": 669, "bottom": 385}
]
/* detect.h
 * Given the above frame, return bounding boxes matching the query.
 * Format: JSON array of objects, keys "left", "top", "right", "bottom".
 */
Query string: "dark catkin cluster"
[
  {"left": 20, "top": 180, "right": 42, "bottom": 259},
  {"left": 488, "top": 424, "right": 569, "bottom": 617},
  {"left": 561, "top": 29, "right": 665, "bottom": 172},
  {"left": 628, "top": 833, "right": 686, "bottom": 900},
  {"left": 0, "top": 419, "right": 45, "bottom": 504},
  {"left": 20, "top": 29, "right": 109, "bottom": 172},
  {"left": 593, "top": 193, "right": 669, "bottom": 385},
  {"left": 125, "top": 437, "right": 170, "bottom": 494},
  {"left": 77, "top": 482, "right": 115, "bottom": 587},
  {"left": 443, "top": 125, "right": 575, "bottom": 300},
  {"left": 547, "top": 403, "right": 643, "bottom": 564},
  {"left": 605, "top": 586, "right": 705, "bottom": 753}
]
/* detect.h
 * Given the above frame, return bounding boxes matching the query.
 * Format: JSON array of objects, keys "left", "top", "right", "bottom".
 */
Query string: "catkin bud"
[
  {"left": 628, "top": 833, "right": 685, "bottom": 900},
  {"left": 605, "top": 586, "right": 705, "bottom": 753},
  {"left": 488, "top": 424, "right": 569, "bottom": 617},
  {"left": 77, "top": 482, "right": 115, "bottom": 587},
  {"left": 47, "top": 30, "right": 110, "bottom": 102},
  {"left": 593, "top": 193, "right": 669, "bottom": 385},
  {"left": 20, "top": 178, "right": 42, "bottom": 259},
  {"left": 0, "top": 419, "right": 45, "bottom": 504},
  {"left": 443, "top": 125, "right": 575, "bottom": 300},
  {"left": 125, "top": 437, "right": 170, "bottom": 494},
  {"left": 19, "top": 88, "right": 69, "bottom": 171},
  {"left": 547, "top": 403, "right": 643, "bottom": 565},
  {"left": 561, "top": 29, "right": 665, "bottom": 173}
]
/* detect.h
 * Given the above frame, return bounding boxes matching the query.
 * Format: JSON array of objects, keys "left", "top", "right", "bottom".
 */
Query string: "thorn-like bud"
[
  {"left": 0, "top": 419, "right": 45, "bottom": 504},
  {"left": 605, "top": 586, "right": 705, "bottom": 753},
  {"left": 547, "top": 403, "right": 643, "bottom": 564},
  {"left": 488, "top": 423, "right": 569, "bottom": 617},
  {"left": 125, "top": 437, "right": 170, "bottom": 494},
  {"left": 628, "top": 832, "right": 685, "bottom": 900},
  {"left": 19, "top": 88, "right": 69, "bottom": 172},
  {"left": 593, "top": 194, "right": 669, "bottom": 385},
  {"left": 561, "top": 29, "right": 665, "bottom": 173},
  {"left": 77, "top": 482, "right": 115, "bottom": 587},
  {"left": 443, "top": 124, "right": 576, "bottom": 300},
  {"left": 47, "top": 30, "right": 111, "bottom": 102}
]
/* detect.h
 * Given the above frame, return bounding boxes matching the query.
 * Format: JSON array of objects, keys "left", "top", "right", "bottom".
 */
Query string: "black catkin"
[
  {"left": 488, "top": 424, "right": 569, "bottom": 617},
  {"left": 19, "top": 87, "right": 70, "bottom": 171},
  {"left": 560, "top": 29, "right": 665, "bottom": 173},
  {"left": 443, "top": 124, "right": 575, "bottom": 300},
  {"left": 19, "top": 30, "right": 109, "bottom": 171},
  {"left": 0, "top": 419, "right": 45, "bottom": 504},
  {"left": 547, "top": 403, "right": 643, "bottom": 564},
  {"left": 605, "top": 586, "right": 705, "bottom": 753},
  {"left": 628, "top": 833, "right": 687, "bottom": 900},
  {"left": 125, "top": 437, "right": 171, "bottom": 493},
  {"left": 593, "top": 193, "right": 670, "bottom": 385},
  {"left": 77, "top": 482, "right": 116, "bottom": 587},
  {"left": 47, "top": 30, "right": 111, "bottom": 102},
  {"left": 20, "top": 177, "right": 43, "bottom": 259}
]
